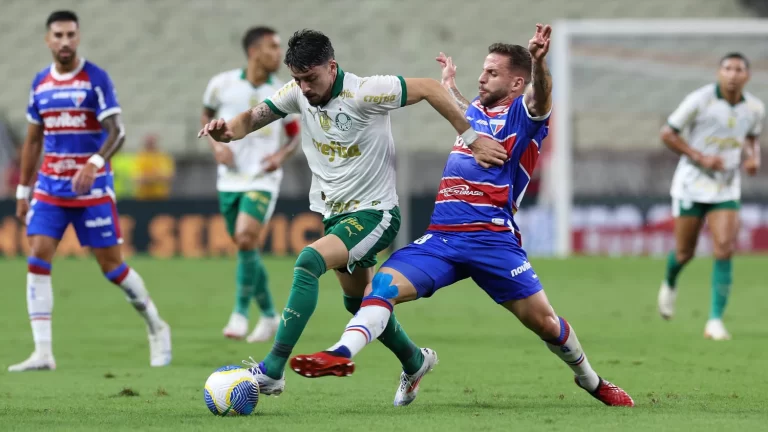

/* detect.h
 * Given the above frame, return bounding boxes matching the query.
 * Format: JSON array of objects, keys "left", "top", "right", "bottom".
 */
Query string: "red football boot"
[
  {"left": 290, "top": 352, "right": 355, "bottom": 378},
  {"left": 576, "top": 376, "right": 635, "bottom": 407}
]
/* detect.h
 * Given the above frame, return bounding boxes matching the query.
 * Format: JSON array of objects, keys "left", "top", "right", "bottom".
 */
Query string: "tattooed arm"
[
  {"left": 524, "top": 24, "right": 553, "bottom": 117},
  {"left": 96, "top": 114, "right": 126, "bottom": 161},
  {"left": 198, "top": 102, "right": 281, "bottom": 143},
  {"left": 436, "top": 52, "right": 470, "bottom": 112}
]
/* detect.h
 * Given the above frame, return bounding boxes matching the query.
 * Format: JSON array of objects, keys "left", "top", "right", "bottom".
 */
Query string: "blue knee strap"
[{"left": 370, "top": 273, "right": 398, "bottom": 300}]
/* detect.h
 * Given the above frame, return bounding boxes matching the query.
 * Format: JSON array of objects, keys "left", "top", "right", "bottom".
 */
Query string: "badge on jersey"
[{"left": 490, "top": 119, "right": 506, "bottom": 135}]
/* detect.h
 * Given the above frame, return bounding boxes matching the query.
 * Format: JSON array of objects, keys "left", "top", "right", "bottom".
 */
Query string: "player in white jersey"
[
  {"left": 201, "top": 27, "right": 301, "bottom": 343},
  {"left": 200, "top": 29, "right": 507, "bottom": 397},
  {"left": 657, "top": 52, "right": 764, "bottom": 340}
]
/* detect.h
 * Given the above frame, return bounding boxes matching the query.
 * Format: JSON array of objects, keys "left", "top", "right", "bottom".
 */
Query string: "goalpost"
[{"left": 549, "top": 19, "right": 768, "bottom": 257}]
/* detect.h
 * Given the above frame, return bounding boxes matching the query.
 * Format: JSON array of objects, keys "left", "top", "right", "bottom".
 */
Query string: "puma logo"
[
  {"left": 281, "top": 312, "right": 293, "bottom": 327},
  {"left": 345, "top": 226, "right": 357, "bottom": 237}
]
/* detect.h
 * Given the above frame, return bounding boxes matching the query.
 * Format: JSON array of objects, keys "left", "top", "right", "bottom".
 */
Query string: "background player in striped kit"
[
  {"left": 9, "top": 10, "right": 171, "bottom": 372},
  {"left": 657, "top": 53, "right": 765, "bottom": 340},
  {"left": 201, "top": 26, "right": 301, "bottom": 343},
  {"left": 290, "top": 24, "right": 634, "bottom": 408}
]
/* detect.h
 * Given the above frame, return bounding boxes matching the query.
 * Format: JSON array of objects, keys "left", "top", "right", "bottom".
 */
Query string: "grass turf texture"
[{"left": 0, "top": 256, "right": 766, "bottom": 431}]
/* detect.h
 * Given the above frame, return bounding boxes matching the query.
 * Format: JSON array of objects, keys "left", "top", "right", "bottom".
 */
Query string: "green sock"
[
  {"left": 262, "top": 247, "right": 326, "bottom": 379},
  {"left": 343, "top": 295, "right": 424, "bottom": 375},
  {"left": 234, "top": 250, "right": 256, "bottom": 317},
  {"left": 665, "top": 251, "right": 686, "bottom": 289},
  {"left": 251, "top": 254, "right": 276, "bottom": 318},
  {"left": 710, "top": 259, "right": 732, "bottom": 319}
]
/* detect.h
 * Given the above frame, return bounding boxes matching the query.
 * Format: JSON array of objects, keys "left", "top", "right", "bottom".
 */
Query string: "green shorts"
[
  {"left": 218, "top": 190, "right": 276, "bottom": 236},
  {"left": 323, "top": 207, "right": 401, "bottom": 273},
  {"left": 672, "top": 198, "right": 740, "bottom": 218}
]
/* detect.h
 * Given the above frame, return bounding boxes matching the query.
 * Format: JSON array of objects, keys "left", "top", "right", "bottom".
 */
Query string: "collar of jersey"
[
  {"left": 330, "top": 66, "right": 345, "bottom": 100},
  {"left": 240, "top": 69, "right": 273, "bottom": 87},
  {"left": 49, "top": 57, "right": 85, "bottom": 81},
  {"left": 715, "top": 83, "right": 745, "bottom": 106}
]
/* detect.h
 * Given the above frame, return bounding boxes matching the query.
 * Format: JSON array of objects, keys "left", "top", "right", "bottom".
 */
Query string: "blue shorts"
[
  {"left": 26, "top": 199, "right": 122, "bottom": 249},
  {"left": 383, "top": 230, "right": 542, "bottom": 304}
]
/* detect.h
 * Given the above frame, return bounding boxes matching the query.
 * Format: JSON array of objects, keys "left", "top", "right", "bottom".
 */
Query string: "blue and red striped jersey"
[
  {"left": 26, "top": 58, "right": 121, "bottom": 207},
  {"left": 427, "top": 95, "right": 550, "bottom": 244}
]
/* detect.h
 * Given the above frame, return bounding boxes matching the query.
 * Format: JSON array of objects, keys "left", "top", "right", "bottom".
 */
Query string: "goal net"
[{"left": 526, "top": 20, "right": 768, "bottom": 257}]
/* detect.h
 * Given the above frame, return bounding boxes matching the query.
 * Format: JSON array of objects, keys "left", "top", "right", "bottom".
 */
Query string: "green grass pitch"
[{"left": 0, "top": 256, "right": 766, "bottom": 431}]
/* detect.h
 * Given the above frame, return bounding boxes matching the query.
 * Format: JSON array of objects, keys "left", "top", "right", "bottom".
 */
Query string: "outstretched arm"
[
  {"left": 199, "top": 102, "right": 281, "bottom": 143},
  {"left": 524, "top": 24, "right": 553, "bottom": 118},
  {"left": 436, "top": 52, "right": 470, "bottom": 112}
]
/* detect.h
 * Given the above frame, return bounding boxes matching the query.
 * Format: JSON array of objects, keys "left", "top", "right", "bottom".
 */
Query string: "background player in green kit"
[
  {"left": 201, "top": 27, "right": 301, "bottom": 343},
  {"left": 199, "top": 29, "right": 508, "bottom": 397},
  {"left": 657, "top": 52, "right": 765, "bottom": 340}
]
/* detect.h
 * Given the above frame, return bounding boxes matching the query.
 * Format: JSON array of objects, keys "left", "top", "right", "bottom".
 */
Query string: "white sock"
[
  {"left": 107, "top": 264, "right": 163, "bottom": 334},
  {"left": 27, "top": 272, "right": 53, "bottom": 357},
  {"left": 544, "top": 317, "right": 600, "bottom": 391},
  {"left": 329, "top": 298, "right": 392, "bottom": 358}
]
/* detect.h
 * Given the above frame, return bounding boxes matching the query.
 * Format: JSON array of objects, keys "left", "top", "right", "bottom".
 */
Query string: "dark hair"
[
  {"left": 720, "top": 52, "right": 750, "bottom": 69},
  {"left": 242, "top": 26, "right": 277, "bottom": 54},
  {"left": 488, "top": 43, "right": 532, "bottom": 83},
  {"left": 46, "top": 10, "right": 78, "bottom": 28},
  {"left": 284, "top": 29, "right": 335, "bottom": 72}
]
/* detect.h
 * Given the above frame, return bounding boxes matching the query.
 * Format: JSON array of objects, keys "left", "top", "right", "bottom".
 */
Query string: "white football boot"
[
  {"left": 246, "top": 316, "right": 280, "bottom": 343},
  {"left": 7, "top": 351, "right": 56, "bottom": 372},
  {"left": 394, "top": 348, "right": 438, "bottom": 407},
  {"left": 657, "top": 281, "right": 677, "bottom": 320},
  {"left": 149, "top": 321, "right": 172, "bottom": 367},
  {"left": 704, "top": 319, "right": 731, "bottom": 340},
  {"left": 223, "top": 313, "right": 248, "bottom": 340},
  {"left": 243, "top": 357, "right": 285, "bottom": 396}
]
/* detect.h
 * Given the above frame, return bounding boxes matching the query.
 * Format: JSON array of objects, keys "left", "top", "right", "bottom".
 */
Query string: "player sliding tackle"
[
  {"left": 199, "top": 29, "right": 507, "bottom": 397},
  {"left": 290, "top": 24, "right": 635, "bottom": 408}
]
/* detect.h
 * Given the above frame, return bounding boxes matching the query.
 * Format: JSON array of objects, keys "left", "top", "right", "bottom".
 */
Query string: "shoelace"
[{"left": 242, "top": 356, "right": 262, "bottom": 375}]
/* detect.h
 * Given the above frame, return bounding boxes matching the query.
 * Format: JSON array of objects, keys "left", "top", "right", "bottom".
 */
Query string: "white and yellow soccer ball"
[{"left": 203, "top": 365, "right": 260, "bottom": 416}]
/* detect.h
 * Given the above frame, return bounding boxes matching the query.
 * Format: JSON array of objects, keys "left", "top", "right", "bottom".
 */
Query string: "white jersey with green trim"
[
  {"left": 265, "top": 67, "right": 406, "bottom": 217},
  {"left": 668, "top": 83, "right": 765, "bottom": 203},
  {"left": 203, "top": 69, "right": 299, "bottom": 193}
]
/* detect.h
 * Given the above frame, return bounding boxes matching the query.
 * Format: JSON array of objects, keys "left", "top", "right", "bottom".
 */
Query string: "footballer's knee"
[
  {"left": 367, "top": 269, "right": 417, "bottom": 305},
  {"left": 92, "top": 246, "right": 124, "bottom": 275},
  {"left": 712, "top": 238, "right": 735, "bottom": 261},
  {"left": 28, "top": 236, "right": 56, "bottom": 262},
  {"left": 294, "top": 246, "right": 328, "bottom": 280},
  {"left": 234, "top": 230, "right": 259, "bottom": 251},
  {"left": 675, "top": 248, "right": 695, "bottom": 265}
]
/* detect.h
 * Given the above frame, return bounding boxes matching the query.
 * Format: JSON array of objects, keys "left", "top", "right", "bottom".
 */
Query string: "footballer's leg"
[
  {"left": 703, "top": 203, "right": 740, "bottom": 340},
  {"left": 218, "top": 191, "right": 250, "bottom": 339},
  {"left": 234, "top": 192, "right": 279, "bottom": 343},
  {"left": 472, "top": 236, "right": 633, "bottom": 407},
  {"left": 9, "top": 201, "right": 67, "bottom": 372},
  {"left": 335, "top": 266, "right": 425, "bottom": 377},
  {"left": 292, "top": 233, "right": 464, "bottom": 406},
  {"left": 252, "top": 208, "right": 406, "bottom": 394},
  {"left": 82, "top": 202, "right": 171, "bottom": 367},
  {"left": 659, "top": 199, "right": 704, "bottom": 320}
]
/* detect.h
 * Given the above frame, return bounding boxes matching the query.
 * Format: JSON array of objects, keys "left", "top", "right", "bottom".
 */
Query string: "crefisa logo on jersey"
[{"left": 490, "top": 119, "right": 505, "bottom": 135}]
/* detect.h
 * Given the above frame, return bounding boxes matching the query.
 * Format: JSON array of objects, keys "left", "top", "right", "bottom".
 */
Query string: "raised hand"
[{"left": 528, "top": 24, "right": 552, "bottom": 62}]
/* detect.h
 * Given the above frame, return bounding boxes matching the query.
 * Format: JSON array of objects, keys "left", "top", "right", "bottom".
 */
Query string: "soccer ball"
[{"left": 203, "top": 365, "right": 260, "bottom": 416}]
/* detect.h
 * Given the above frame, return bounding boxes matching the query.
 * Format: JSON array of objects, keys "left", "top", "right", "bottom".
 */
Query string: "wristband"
[
  {"left": 461, "top": 128, "right": 479, "bottom": 146},
  {"left": 87, "top": 154, "right": 106, "bottom": 169},
  {"left": 16, "top": 185, "right": 30, "bottom": 200}
]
